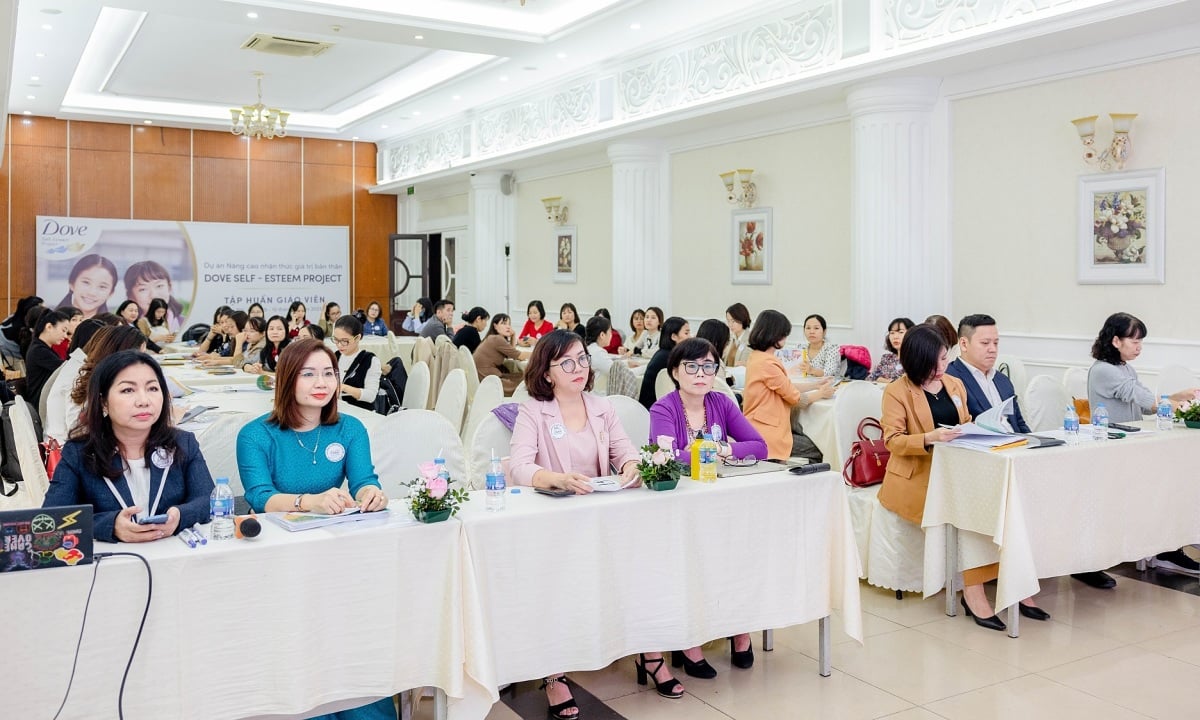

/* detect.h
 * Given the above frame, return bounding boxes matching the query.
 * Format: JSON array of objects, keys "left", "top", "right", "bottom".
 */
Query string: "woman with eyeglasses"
[
  {"left": 647, "top": 337, "right": 767, "bottom": 678},
  {"left": 331, "top": 315, "right": 381, "bottom": 412},
  {"left": 508, "top": 330, "right": 658, "bottom": 716}
]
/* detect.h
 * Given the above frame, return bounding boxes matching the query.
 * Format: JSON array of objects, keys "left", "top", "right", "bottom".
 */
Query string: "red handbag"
[
  {"left": 42, "top": 437, "right": 62, "bottom": 478},
  {"left": 842, "top": 418, "right": 890, "bottom": 488}
]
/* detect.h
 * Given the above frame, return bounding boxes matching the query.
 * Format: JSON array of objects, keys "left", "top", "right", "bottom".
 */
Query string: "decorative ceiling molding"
[{"left": 879, "top": 0, "right": 1084, "bottom": 50}]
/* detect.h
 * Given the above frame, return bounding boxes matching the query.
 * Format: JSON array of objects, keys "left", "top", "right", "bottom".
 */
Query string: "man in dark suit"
[{"left": 946, "top": 313, "right": 1118, "bottom": 592}]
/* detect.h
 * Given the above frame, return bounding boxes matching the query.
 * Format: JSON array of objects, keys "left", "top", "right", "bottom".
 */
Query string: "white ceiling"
[{"left": 7, "top": 0, "right": 773, "bottom": 140}]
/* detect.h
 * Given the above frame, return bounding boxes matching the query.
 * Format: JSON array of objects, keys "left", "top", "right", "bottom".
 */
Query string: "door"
[{"left": 390, "top": 234, "right": 429, "bottom": 329}]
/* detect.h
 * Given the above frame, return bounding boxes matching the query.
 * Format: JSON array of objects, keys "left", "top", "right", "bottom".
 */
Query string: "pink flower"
[
  {"left": 426, "top": 476, "right": 448, "bottom": 499},
  {"left": 651, "top": 450, "right": 667, "bottom": 466},
  {"left": 656, "top": 435, "right": 675, "bottom": 452},
  {"left": 418, "top": 461, "right": 439, "bottom": 481}
]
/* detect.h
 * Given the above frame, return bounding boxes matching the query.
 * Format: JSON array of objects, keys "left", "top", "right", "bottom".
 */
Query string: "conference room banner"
[{"left": 36, "top": 216, "right": 349, "bottom": 331}]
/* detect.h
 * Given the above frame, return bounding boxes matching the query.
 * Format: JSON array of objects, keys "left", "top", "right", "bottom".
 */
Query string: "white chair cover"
[
  {"left": 38, "top": 364, "right": 64, "bottom": 428},
  {"left": 510, "top": 381, "right": 530, "bottom": 403},
  {"left": 412, "top": 337, "right": 434, "bottom": 368},
  {"left": 462, "top": 376, "right": 504, "bottom": 443},
  {"left": 466, "top": 414, "right": 515, "bottom": 490},
  {"left": 402, "top": 361, "right": 431, "bottom": 410},
  {"left": 654, "top": 368, "right": 674, "bottom": 400},
  {"left": 193, "top": 413, "right": 256, "bottom": 496},
  {"left": 1063, "top": 366, "right": 1089, "bottom": 401},
  {"left": 995, "top": 355, "right": 1028, "bottom": 398},
  {"left": 606, "top": 394, "right": 651, "bottom": 447},
  {"left": 713, "top": 378, "right": 737, "bottom": 402},
  {"left": 434, "top": 369, "right": 468, "bottom": 434},
  {"left": 369, "top": 409, "right": 466, "bottom": 498},
  {"left": 831, "top": 381, "right": 884, "bottom": 468},
  {"left": 9, "top": 400, "right": 49, "bottom": 508},
  {"left": 434, "top": 334, "right": 453, "bottom": 347},
  {"left": 591, "top": 367, "right": 608, "bottom": 395},
  {"left": 606, "top": 362, "right": 640, "bottom": 399},
  {"left": 1024, "top": 375, "right": 1071, "bottom": 432},
  {"left": 865, "top": 493, "right": 925, "bottom": 592},
  {"left": 1157, "top": 365, "right": 1198, "bottom": 397},
  {"left": 456, "top": 345, "right": 479, "bottom": 402}
]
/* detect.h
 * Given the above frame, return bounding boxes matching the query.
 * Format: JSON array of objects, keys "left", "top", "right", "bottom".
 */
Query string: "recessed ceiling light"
[
  {"left": 30, "top": 76, "right": 39, "bottom": 81},
  {"left": 143, "top": 120, "right": 153, "bottom": 124},
  {"left": 41, "top": 8, "right": 62, "bottom": 14},
  {"left": 412, "top": 111, "right": 422, "bottom": 116},
  {"left": 41, "top": 23, "right": 53, "bottom": 30},
  {"left": 26, "top": 95, "right": 35, "bottom": 100},
  {"left": 381, "top": 124, "right": 388, "bottom": 129},
  {"left": 452, "top": 94, "right": 461, "bottom": 100},
  {"left": 414, "top": 35, "right": 424, "bottom": 40},
  {"left": 556, "top": 52, "right": 567, "bottom": 59},
  {"left": 352, "top": 136, "right": 359, "bottom": 140},
  {"left": 630, "top": 22, "right": 641, "bottom": 30},
  {"left": 22, "top": 110, "right": 31, "bottom": 115},
  {"left": 35, "top": 52, "right": 45, "bottom": 58},
  {"left": 246, "top": 11, "right": 259, "bottom": 19},
  {"left": 499, "top": 75, "right": 509, "bottom": 82}
]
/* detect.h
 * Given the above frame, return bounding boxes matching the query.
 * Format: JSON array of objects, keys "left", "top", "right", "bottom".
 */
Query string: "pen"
[
  {"left": 177, "top": 531, "right": 196, "bottom": 549},
  {"left": 189, "top": 523, "right": 208, "bottom": 544}
]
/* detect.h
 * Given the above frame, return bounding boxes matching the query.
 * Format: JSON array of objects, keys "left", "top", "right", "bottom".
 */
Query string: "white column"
[
  {"left": 468, "top": 171, "right": 515, "bottom": 315},
  {"left": 846, "top": 77, "right": 948, "bottom": 346},
  {"left": 607, "top": 141, "right": 670, "bottom": 327}
]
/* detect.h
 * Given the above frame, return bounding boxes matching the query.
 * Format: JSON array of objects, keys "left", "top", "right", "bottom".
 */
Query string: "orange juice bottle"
[{"left": 689, "top": 430, "right": 704, "bottom": 478}]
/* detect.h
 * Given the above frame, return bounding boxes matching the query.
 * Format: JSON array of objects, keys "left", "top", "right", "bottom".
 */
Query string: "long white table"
[
  {"left": 459, "top": 469, "right": 863, "bottom": 682},
  {"left": 7, "top": 508, "right": 497, "bottom": 720},
  {"left": 922, "top": 424, "right": 1200, "bottom": 636}
]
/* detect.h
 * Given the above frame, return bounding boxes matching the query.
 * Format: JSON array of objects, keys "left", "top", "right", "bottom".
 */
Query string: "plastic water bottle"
[
  {"left": 698, "top": 433, "right": 719, "bottom": 483},
  {"left": 1157, "top": 395, "right": 1173, "bottom": 431},
  {"left": 1064, "top": 405, "right": 1080, "bottom": 445},
  {"left": 210, "top": 477, "right": 235, "bottom": 541},
  {"left": 1092, "top": 403, "right": 1109, "bottom": 442},
  {"left": 485, "top": 450, "right": 506, "bottom": 512},
  {"left": 434, "top": 457, "right": 451, "bottom": 483}
]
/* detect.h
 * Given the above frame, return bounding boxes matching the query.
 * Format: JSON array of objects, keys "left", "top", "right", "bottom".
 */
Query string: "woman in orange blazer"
[
  {"left": 880, "top": 324, "right": 1048, "bottom": 631},
  {"left": 743, "top": 309, "right": 835, "bottom": 460}
]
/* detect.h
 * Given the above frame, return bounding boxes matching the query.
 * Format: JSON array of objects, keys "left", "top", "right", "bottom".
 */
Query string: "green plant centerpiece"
[
  {"left": 408, "top": 461, "right": 469, "bottom": 522},
  {"left": 637, "top": 436, "right": 685, "bottom": 491},
  {"left": 1176, "top": 399, "right": 1200, "bottom": 429}
]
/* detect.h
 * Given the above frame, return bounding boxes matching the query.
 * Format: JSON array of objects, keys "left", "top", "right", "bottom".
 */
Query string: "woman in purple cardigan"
[{"left": 648, "top": 338, "right": 767, "bottom": 679}]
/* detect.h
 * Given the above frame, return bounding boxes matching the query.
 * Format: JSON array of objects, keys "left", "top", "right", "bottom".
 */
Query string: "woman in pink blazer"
[{"left": 509, "top": 330, "right": 681, "bottom": 717}]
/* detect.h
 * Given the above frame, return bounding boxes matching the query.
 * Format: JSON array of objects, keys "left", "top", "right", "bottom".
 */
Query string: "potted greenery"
[
  {"left": 408, "top": 462, "right": 469, "bottom": 522},
  {"left": 1175, "top": 399, "right": 1200, "bottom": 429},
  {"left": 637, "top": 436, "right": 685, "bottom": 491}
]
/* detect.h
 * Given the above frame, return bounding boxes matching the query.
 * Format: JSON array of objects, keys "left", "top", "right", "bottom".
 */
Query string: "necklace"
[
  {"left": 684, "top": 400, "right": 708, "bottom": 438},
  {"left": 295, "top": 426, "right": 323, "bottom": 465}
]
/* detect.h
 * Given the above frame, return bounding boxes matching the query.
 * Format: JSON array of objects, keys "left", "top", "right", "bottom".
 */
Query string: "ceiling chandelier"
[{"left": 230, "top": 71, "right": 289, "bottom": 139}]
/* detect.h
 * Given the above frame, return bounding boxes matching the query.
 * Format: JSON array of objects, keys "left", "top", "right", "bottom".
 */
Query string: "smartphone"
[
  {"left": 534, "top": 487, "right": 574, "bottom": 497},
  {"left": 1108, "top": 422, "right": 1141, "bottom": 432},
  {"left": 137, "top": 513, "right": 170, "bottom": 525}
]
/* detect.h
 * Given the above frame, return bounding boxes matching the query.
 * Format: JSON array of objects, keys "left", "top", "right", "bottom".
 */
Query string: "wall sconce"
[
  {"left": 1071, "top": 113, "right": 1137, "bottom": 171},
  {"left": 541, "top": 196, "right": 568, "bottom": 225},
  {"left": 718, "top": 169, "right": 757, "bottom": 208}
]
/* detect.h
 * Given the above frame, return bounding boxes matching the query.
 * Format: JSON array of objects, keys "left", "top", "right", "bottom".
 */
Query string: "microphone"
[
  {"left": 234, "top": 514, "right": 262, "bottom": 539},
  {"left": 789, "top": 463, "right": 831, "bottom": 475}
]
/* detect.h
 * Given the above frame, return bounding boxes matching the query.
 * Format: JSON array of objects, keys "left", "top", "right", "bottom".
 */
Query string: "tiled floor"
[{"left": 415, "top": 565, "right": 1200, "bottom": 720}]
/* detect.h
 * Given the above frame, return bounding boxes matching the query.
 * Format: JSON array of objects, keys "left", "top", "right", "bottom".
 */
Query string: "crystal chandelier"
[{"left": 230, "top": 72, "right": 289, "bottom": 139}]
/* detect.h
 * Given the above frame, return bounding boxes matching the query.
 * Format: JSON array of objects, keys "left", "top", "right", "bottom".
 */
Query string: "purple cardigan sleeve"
[
  {"left": 648, "top": 392, "right": 688, "bottom": 460},
  {"left": 708, "top": 392, "right": 768, "bottom": 460}
]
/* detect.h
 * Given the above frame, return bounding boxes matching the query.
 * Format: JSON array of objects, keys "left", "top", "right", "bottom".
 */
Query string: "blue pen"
[
  {"left": 176, "top": 531, "right": 196, "bottom": 549},
  {"left": 189, "top": 523, "right": 208, "bottom": 545}
]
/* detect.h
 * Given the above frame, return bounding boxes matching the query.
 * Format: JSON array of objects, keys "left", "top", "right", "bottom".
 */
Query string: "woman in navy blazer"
[{"left": 44, "top": 350, "right": 214, "bottom": 543}]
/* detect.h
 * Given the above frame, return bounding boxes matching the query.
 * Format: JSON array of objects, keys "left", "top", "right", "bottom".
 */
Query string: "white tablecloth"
[
  {"left": 458, "top": 470, "right": 863, "bottom": 685},
  {"left": 922, "top": 425, "right": 1200, "bottom": 611},
  {"left": 8, "top": 509, "right": 497, "bottom": 720}
]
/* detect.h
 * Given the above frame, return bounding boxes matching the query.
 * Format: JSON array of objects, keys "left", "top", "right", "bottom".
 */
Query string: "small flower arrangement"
[
  {"left": 407, "top": 461, "right": 469, "bottom": 522},
  {"left": 1175, "top": 399, "right": 1200, "bottom": 424},
  {"left": 637, "top": 436, "right": 686, "bottom": 490}
]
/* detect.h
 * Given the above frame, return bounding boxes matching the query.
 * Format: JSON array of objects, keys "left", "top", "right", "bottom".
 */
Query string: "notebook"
[{"left": 0, "top": 504, "right": 94, "bottom": 573}]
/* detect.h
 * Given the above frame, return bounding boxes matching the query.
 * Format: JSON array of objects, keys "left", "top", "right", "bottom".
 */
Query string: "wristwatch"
[{"left": 293, "top": 494, "right": 304, "bottom": 510}]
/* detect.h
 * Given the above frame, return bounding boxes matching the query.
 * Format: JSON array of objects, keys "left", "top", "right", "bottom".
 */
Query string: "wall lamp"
[
  {"left": 541, "top": 196, "right": 568, "bottom": 225},
  {"left": 1071, "top": 113, "right": 1137, "bottom": 171},
  {"left": 719, "top": 169, "right": 757, "bottom": 208}
]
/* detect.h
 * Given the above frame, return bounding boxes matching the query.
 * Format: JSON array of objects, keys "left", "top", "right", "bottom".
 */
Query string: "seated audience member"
[
  {"left": 724, "top": 303, "right": 753, "bottom": 367},
  {"left": 945, "top": 314, "right": 1028, "bottom": 432},
  {"left": 297, "top": 323, "right": 325, "bottom": 342},
  {"left": 320, "top": 302, "right": 342, "bottom": 337},
  {"left": 799, "top": 314, "right": 842, "bottom": 378},
  {"left": 584, "top": 315, "right": 615, "bottom": 380},
  {"left": 65, "top": 326, "right": 153, "bottom": 441},
  {"left": 638, "top": 316, "right": 690, "bottom": 409},
  {"left": 508, "top": 330, "right": 668, "bottom": 711},
  {"left": 118, "top": 299, "right": 163, "bottom": 354},
  {"left": 286, "top": 301, "right": 310, "bottom": 338},
  {"left": 402, "top": 297, "right": 433, "bottom": 334},
  {"left": 44, "top": 350, "right": 214, "bottom": 543},
  {"left": 1, "top": 295, "right": 43, "bottom": 350},
  {"left": 474, "top": 314, "right": 528, "bottom": 395},
  {"left": 649, "top": 337, "right": 767, "bottom": 677},
  {"left": 239, "top": 317, "right": 268, "bottom": 368},
  {"left": 245, "top": 316, "right": 290, "bottom": 375},
  {"left": 332, "top": 315, "right": 382, "bottom": 412},
  {"left": 1087, "top": 312, "right": 1200, "bottom": 579},
  {"left": 742, "top": 309, "right": 834, "bottom": 461},
  {"left": 591, "top": 308, "right": 623, "bottom": 353},
  {"left": 695, "top": 318, "right": 733, "bottom": 386},
  {"left": 620, "top": 308, "right": 646, "bottom": 357},
  {"left": 363, "top": 301, "right": 389, "bottom": 337},
  {"left": 453, "top": 307, "right": 490, "bottom": 352},
  {"left": 518, "top": 300, "right": 554, "bottom": 347},
  {"left": 52, "top": 307, "right": 83, "bottom": 360},
  {"left": 24, "top": 309, "right": 71, "bottom": 403},
  {"left": 193, "top": 307, "right": 233, "bottom": 357},
  {"left": 137, "top": 298, "right": 177, "bottom": 344},
  {"left": 638, "top": 306, "right": 664, "bottom": 357},
  {"left": 556, "top": 302, "right": 585, "bottom": 336},
  {"left": 925, "top": 314, "right": 960, "bottom": 360},
  {"left": 18, "top": 303, "right": 47, "bottom": 356},
  {"left": 419, "top": 299, "right": 455, "bottom": 340},
  {"left": 247, "top": 302, "right": 266, "bottom": 320},
  {"left": 43, "top": 319, "right": 107, "bottom": 445},
  {"left": 867, "top": 317, "right": 913, "bottom": 382},
  {"left": 199, "top": 311, "right": 249, "bottom": 366}
]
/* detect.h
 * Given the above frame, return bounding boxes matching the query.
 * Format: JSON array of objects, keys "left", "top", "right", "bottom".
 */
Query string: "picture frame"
[
  {"left": 553, "top": 225, "right": 577, "bottom": 283},
  {"left": 731, "top": 207, "right": 773, "bottom": 285},
  {"left": 1078, "top": 168, "right": 1165, "bottom": 285}
]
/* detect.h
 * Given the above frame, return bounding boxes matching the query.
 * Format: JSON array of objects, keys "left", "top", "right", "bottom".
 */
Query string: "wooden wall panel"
[
  {"left": 304, "top": 138, "right": 353, "bottom": 166},
  {"left": 249, "top": 136, "right": 301, "bottom": 225},
  {"left": 133, "top": 126, "right": 191, "bottom": 220},
  {"left": 303, "top": 163, "right": 352, "bottom": 226},
  {"left": 10, "top": 117, "right": 68, "bottom": 300},
  {"left": 354, "top": 163, "right": 393, "bottom": 311},
  {"left": 193, "top": 130, "right": 248, "bottom": 223},
  {"left": 69, "top": 122, "right": 132, "bottom": 219},
  {"left": 0, "top": 126, "right": 11, "bottom": 309}
]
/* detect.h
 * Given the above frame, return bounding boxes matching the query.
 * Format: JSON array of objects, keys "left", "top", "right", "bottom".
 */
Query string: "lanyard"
[{"left": 104, "top": 449, "right": 172, "bottom": 519}]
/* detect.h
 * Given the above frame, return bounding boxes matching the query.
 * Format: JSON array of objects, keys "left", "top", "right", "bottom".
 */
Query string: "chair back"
[
  {"left": 197, "top": 413, "right": 256, "bottom": 496},
  {"left": 38, "top": 364, "right": 64, "bottom": 427},
  {"left": 1063, "top": 366, "right": 1089, "bottom": 401},
  {"left": 1024, "top": 375, "right": 1071, "bottom": 432},
  {"left": 606, "top": 362, "right": 640, "bottom": 399},
  {"left": 463, "top": 375, "right": 504, "bottom": 442},
  {"left": 510, "top": 381, "right": 530, "bottom": 403},
  {"left": 654, "top": 368, "right": 674, "bottom": 400},
  {"left": 6, "top": 399, "right": 49, "bottom": 507},
  {"left": 1157, "top": 365, "right": 1198, "bottom": 397},
  {"left": 412, "top": 337, "right": 434, "bottom": 368},
  {"left": 831, "top": 381, "right": 884, "bottom": 467},
  {"left": 591, "top": 366, "right": 608, "bottom": 395},
  {"left": 456, "top": 345, "right": 479, "bottom": 401},
  {"left": 369, "top": 409, "right": 466, "bottom": 498},
  {"left": 995, "top": 355, "right": 1028, "bottom": 398},
  {"left": 466, "top": 414, "right": 515, "bottom": 490},
  {"left": 402, "top": 361, "right": 431, "bottom": 410},
  {"left": 606, "top": 394, "right": 651, "bottom": 446},
  {"left": 433, "top": 369, "right": 468, "bottom": 434}
]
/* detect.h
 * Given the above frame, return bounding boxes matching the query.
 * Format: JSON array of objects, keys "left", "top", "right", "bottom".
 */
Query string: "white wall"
[
  {"left": 669, "top": 122, "right": 852, "bottom": 332},
  {"left": 416, "top": 193, "right": 468, "bottom": 223}
]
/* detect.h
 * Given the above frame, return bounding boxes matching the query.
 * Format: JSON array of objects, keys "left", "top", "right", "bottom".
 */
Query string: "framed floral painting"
[
  {"left": 1078, "top": 168, "right": 1164, "bottom": 284},
  {"left": 553, "top": 225, "right": 577, "bottom": 283},
  {"left": 731, "top": 208, "right": 772, "bottom": 285}
]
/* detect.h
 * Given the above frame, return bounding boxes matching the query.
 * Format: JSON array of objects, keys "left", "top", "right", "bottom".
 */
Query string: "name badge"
[
  {"left": 951, "top": 395, "right": 963, "bottom": 408},
  {"left": 550, "top": 423, "right": 566, "bottom": 439},
  {"left": 325, "top": 443, "right": 346, "bottom": 462},
  {"left": 151, "top": 448, "right": 174, "bottom": 469}
]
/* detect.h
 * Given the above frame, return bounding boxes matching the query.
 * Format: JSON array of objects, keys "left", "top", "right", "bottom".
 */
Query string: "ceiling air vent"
[{"left": 241, "top": 33, "right": 333, "bottom": 58}]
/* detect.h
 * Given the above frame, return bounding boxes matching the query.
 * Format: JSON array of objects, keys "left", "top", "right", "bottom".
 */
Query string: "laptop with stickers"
[{"left": 0, "top": 504, "right": 94, "bottom": 573}]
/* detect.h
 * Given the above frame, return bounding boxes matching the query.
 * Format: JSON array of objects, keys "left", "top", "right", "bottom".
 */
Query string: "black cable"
[{"left": 53, "top": 551, "right": 152, "bottom": 720}]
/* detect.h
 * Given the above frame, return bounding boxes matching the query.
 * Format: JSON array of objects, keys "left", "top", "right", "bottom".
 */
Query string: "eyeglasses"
[
  {"left": 722, "top": 455, "right": 758, "bottom": 467},
  {"left": 551, "top": 355, "right": 591, "bottom": 373},
  {"left": 682, "top": 361, "right": 719, "bottom": 376},
  {"left": 333, "top": 336, "right": 358, "bottom": 347},
  {"left": 298, "top": 370, "right": 340, "bottom": 381}
]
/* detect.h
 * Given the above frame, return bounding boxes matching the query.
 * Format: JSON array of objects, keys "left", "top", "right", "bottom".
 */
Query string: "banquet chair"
[
  {"left": 462, "top": 375, "right": 504, "bottom": 443},
  {"left": 1157, "top": 364, "right": 1198, "bottom": 397},
  {"left": 195, "top": 412, "right": 256, "bottom": 496},
  {"left": 466, "top": 414, "right": 514, "bottom": 490},
  {"left": 510, "top": 381, "right": 530, "bottom": 403},
  {"left": 1062, "top": 366, "right": 1089, "bottom": 402},
  {"left": 434, "top": 334, "right": 453, "bottom": 347},
  {"left": 654, "top": 368, "right": 674, "bottom": 400},
  {"left": 607, "top": 394, "right": 651, "bottom": 447},
  {"left": 995, "top": 355, "right": 1028, "bottom": 398},
  {"left": 370, "top": 410, "right": 466, "bottom": 497},
  {"left": 1024, "top": 375, "right": 1071, "bottom": 432},
  {"left": 433, "top": 369, "right": 468, "bottom": 434},
  {"left": 412, "top": 337, "right": 434, "bottom": 369},
  {"left": 606, "top": 362, "right": 640, "bottom": 399},
  {"left": 830, "top": 381, "right": 884, "bottom": 465},
  {"left": 591, "top": 366, "right": 608, "bottom": 395},
  {"left": 38, "top": 364, "right": 64, "bottom": 428},
  {"left": 713, "top": 375, "right": 738, "bottom": 402},
  {"left": 5, "top": 399, "right": 49, "bottom": 508},
  {"left": 456, "top": 344, "right": 479, "bottom": 402},
  {"left": 402, "top": 361, "right": 431, "bottom": 410}
]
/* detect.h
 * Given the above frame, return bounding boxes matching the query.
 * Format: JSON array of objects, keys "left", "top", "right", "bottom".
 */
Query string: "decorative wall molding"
[
  {"left": 476, "top": 81, "right": 603, "bottom": 158},
  {"left": 879, "top": 0, "right": 1081, "bottom": 51}
]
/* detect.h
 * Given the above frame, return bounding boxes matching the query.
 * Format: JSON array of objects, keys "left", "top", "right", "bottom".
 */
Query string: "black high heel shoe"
[
  {"left": 960, "top": 596, "right": 1006, "bottom": 632},
  {"left": 539, "top": 675, "right": 580, "bottom": 720},
  {"left": 729, "top": 636, "right": 754, "bottom": 669},
  {"left": 1018, "top": 602, "right": 1051, "bottom": 621},
  {"left": 635, "top": 654, "right": 684, "bottom": 699},
  {"left": 671, "top": 650, "right": 718, "bottom": 679}
]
